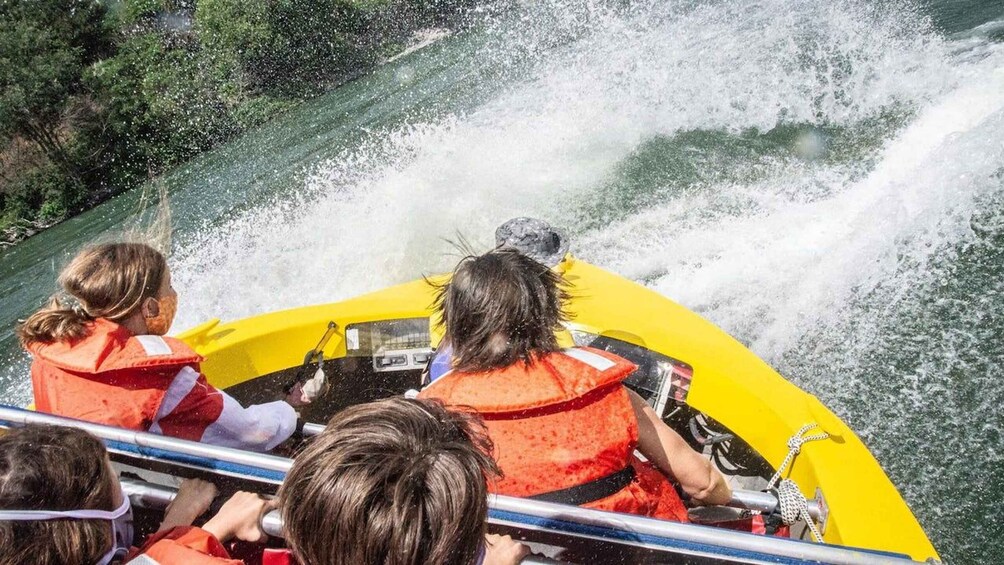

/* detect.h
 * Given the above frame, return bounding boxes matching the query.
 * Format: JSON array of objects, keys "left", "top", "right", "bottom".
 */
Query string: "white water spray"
[{"left": 172, "top": 0, "right": 997, "bottom": 350}]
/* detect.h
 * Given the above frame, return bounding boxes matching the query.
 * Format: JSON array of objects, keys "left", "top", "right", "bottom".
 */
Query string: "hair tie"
[
  {"left": 60, "top": 294, "right": 93, "bottom": 320},
  {"left": 71, "top": 303, "right": 92, "bottom": 319}
]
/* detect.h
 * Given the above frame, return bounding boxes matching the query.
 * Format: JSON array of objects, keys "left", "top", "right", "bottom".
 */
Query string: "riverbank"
[{"left": 0, "top": 0, "right": 477, "bottom": 249}]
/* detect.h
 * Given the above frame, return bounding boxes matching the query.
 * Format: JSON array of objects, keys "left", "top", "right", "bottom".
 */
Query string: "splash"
[
  {"left": 581, "top": 55, "right": 1004, "bottom": 359},
  {"left": 172, "top": 0, "right": 968, "bottom": 330},
  {"left": 165, "top": 4, "right": 1004, "bottom": 560}
]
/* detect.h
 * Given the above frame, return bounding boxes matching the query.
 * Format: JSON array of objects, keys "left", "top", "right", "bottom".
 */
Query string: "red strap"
[{"left": 262, "top": 548, "right": 297, "bottom": 565}]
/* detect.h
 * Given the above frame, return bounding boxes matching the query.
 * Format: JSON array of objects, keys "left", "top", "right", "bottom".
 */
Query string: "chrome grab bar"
[
  {"left": 121, "top": 477, "right": 566, "bottom": 565},
  {"left": 2, "top": 406, "right": 918, "bottom": 564}
]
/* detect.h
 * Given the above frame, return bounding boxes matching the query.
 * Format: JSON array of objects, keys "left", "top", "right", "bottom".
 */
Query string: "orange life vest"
[
  {"left": 126, "top": 526, "right": 241, "bottom": 564},
  {"left": 419, "top": 346, "right": 688, "bottom": 522},
  {"left": 27, "top": 318, "right": 297, "bottom": 451},
  {"left": 28, "top": 318, "right": 203, "bottom": 431}
]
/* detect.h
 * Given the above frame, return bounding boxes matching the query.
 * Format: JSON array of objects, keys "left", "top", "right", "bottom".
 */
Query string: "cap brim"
[{"left": 538, "top": 227, "right": 570, "bottom": 267}]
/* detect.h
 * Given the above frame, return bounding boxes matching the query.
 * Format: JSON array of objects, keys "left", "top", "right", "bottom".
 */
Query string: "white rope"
[
  {"left": 766, "top": 423, "right": 830, "bottom": 543},
  {"left": 767, "top": 423, "right": 829, "bottom": 489},
  {"left": 776, "top": 479, "right": 825, "bottom": 542}
]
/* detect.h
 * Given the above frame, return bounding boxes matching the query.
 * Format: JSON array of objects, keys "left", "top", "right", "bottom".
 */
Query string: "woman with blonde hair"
[{"left": 19, "top": 242, "right": 305, "bottom": 451}]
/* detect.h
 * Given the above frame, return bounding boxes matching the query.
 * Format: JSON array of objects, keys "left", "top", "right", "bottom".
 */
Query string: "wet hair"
[
  {"left": 280, "top": 397, "right": 500, "bottom": 565},
  {"left": 17, "top": 242, "right": 168, "bottom": 345},
  {"left": 0, "top": 425, "right": 116, "bottom": 565},
  {"left": 434, "top": 247, "right": 571, "bottom": 373}
]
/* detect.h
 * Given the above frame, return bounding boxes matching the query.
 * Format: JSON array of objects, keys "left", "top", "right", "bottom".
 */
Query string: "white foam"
[
  {"left": 169, "top": 0, "right": 1002, "bottom": 366},
  {"left": 579, "top": 60, "right": 1004, "bottom": 360}
]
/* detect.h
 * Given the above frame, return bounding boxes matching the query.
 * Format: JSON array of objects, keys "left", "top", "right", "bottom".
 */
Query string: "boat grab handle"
[{"left": 120, "top": 477, "right": 566, "bottom": 564}]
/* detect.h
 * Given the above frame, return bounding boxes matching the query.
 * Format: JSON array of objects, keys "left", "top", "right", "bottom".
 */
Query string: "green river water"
[{"left": 1, "top": 1, "right": 1003, "bottom": 561}]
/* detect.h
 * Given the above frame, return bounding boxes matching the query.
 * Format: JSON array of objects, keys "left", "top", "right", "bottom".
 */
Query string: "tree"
[
  {"left": 0, "top": 24, "right": 81, "bottom": 180},
  {"left": 196, "top": 0, "right": 369, "bottom": 96},
  {"left": 0, "top": 0, "right": 110, "bottom": 184},
  {"left": 82, "top": 30, "right": 245, "bottom": 190}
]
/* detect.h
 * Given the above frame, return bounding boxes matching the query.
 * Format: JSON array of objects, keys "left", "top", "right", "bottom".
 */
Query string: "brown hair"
[
  {"left": 17, "top": 242, "right": 168, "bottom": 345},
  {"left": 0, "top": 425, "right": 116, "bottom": 565},
  {"left": 280, "top": 398, "right": 500, "bottom": 565},
  {"left": 434, "top": 247, "right": 571, "bottom": 373}
]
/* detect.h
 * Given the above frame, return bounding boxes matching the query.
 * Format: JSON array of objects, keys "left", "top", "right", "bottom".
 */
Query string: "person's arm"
[
  {"left": 151, "top": 366, "right": 300, "bottom": 451},
  {"left": 129, "top": 490, "right": 260, "bottom": 565},
  {"left": 627, "top": 389, "right": 732, "bottom": 505},
  {"left": 201, "top": 492, "right": 271, "bottom": 544},
  {"left": 157, "top": 479, "right": 218, "bottom": 532},
  {"left": 483, "top": 534, "right": 530, "bottom": 565}
]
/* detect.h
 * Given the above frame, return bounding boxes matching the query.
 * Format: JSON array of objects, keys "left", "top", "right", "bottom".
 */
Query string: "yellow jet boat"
[
  {"left": 2, "top": 242, "right": 939, "bottom": 563},
  {"left": 159, "top": 253, "right": 938, "bottom": 563}
]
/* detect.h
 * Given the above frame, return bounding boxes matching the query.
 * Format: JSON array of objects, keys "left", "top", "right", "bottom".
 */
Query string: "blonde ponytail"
[{"left": 17, "top": 297, "right": 94, "bottom": 345}]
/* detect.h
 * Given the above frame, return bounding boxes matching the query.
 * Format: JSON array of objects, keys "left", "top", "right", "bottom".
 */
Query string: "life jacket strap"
[{"left": 528, "top": 465, "right": 636, "bottom": 506}]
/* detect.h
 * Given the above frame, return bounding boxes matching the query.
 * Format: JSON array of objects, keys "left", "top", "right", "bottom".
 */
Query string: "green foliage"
[
  {"left": 118, "top": 0, "right": 168, "bottom": 25},
  {"left": 231, "top": 95, "right": 299, "bottom": 130},
  {"left": 83, "top": 32, "right": 242, "bottom": 188},
  {"left": 1, "top": 0, "right": 477, "bottom": 244},
  {"left": 0, "top": 0, "right": 109, "bottom": 198},
  {"left": 7, "top": 0, "right": 113, "bottom": 63},
  {"left": 0, "top": 1, "right": 111, "bottom": 128},
  {"left": 197, "top": 0, "right": 371, "bottom": 96},
  {"left": 0, "top": 163, "right": 71, "bottom": 222},
  {"left": 0, "top": 24, "right": 80, "bottom": 139}
]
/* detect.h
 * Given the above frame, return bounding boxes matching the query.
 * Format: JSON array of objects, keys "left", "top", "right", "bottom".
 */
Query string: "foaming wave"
[
  {"left": 170, "top": 0, "right": 974, "bottom": 335},
  {"left": 96, "top": 3, "right": 1004, "bottom": 560},
  {"left": 578, "top": 48, "right": 1004, "bottom": 361}
]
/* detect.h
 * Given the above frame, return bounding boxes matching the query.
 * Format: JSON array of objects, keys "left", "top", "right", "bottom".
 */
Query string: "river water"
[{"left": 1, "top": 0, "right": 1001, "bottom": 561}]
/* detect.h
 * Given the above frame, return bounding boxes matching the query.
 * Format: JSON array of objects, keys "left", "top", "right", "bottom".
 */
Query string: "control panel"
[{"left": 343, "top": 318, "right": 433, "bottom": 374}]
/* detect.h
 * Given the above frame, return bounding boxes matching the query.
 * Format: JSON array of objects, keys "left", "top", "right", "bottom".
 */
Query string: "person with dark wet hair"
[
  {"left": 425, "top": 217, "right": 570, "bottom": 382},
  {"left": 420, "top": 246, "right": 732, "bottom": 521},
  {"left": 279, "top": 397, "right": 529, "bottom": 565}
]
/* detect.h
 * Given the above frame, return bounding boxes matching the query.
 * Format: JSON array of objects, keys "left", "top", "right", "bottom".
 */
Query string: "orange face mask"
[{"left": 145, "top": 294, "right": 177, "bottom": 336}]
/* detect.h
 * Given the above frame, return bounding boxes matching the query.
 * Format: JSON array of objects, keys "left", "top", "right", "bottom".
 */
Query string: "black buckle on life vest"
[{"left": 528, "top": 466, "right": 637, "bottom": 506}]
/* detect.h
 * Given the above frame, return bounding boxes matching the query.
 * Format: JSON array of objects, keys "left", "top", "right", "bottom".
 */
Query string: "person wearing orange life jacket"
[
  {"left": 128, "top": 490, "right": 271, "bottom": 565},
  {"left": 0, "top": 423, "right": 268, "bottom": 565},
  {"left": 419, "top": 244, "right": 732, "bottom": 520},
  {"left": 19, "top": 242, "right": 309, "bottom": 451}
]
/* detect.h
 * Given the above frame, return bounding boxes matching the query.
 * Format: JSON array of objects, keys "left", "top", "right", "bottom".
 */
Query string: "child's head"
[
  {"left": 280, "top": 397, "right": 499, "bottom": 565},
  {"left": 435, "top": 247, "right": 570, "bottom": 373},
  {"left": 0, "top": 425, "right": 125, "bottom": 565},
  {"left": 18, "top": 242, "right": 175, "bottom": 345}
]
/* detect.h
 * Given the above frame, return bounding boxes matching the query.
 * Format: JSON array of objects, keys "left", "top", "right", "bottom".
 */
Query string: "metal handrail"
[
  {"left": 300, "top": 422, "right": 325, "bottom": 436},
  {"left": 121, "top": 476, "right": 916, "bottom": 565},
  {"left": 0, "top": 405, "right": 291, "bottom": 474},
  {"left": 303, "top": 422, "right": 821, "bottom": 519},
  {"left": 121, "top": 477, "right": 565, "bottom": 565},
  {"left": 3, "top": 406, "right": 920, "bottom": 564},
  {"left": 0, "top": 408, "right": 817, "bottom": 520}
]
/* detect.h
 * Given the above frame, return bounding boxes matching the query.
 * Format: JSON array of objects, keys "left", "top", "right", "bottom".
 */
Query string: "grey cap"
[{"left": 494, "top": 217, "right": 570, "bottom": 267}]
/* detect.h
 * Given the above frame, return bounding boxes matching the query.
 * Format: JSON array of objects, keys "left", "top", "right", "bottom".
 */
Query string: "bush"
[
  {"left": 83, "top": 32, "right": 242, "bottom": 189},
  {"left": 2, "top": 0, "right": 480, "bottom": 243},
  {"left": 0, "top": 163, "right": 75, "bottom": 223},
  {"left": 196, "top": 0, "right": 372, "bottom": 96},
  {"left": 118, "top": 0, "right": 167, "bottom": 26},
  {"left": 232, "top": 95, "right": 299, "bottom": 130}
]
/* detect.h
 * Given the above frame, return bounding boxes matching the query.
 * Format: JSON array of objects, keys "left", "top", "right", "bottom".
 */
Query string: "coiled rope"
[{"left": 766, "top": 423, "right": 829, "bottom": 542}]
